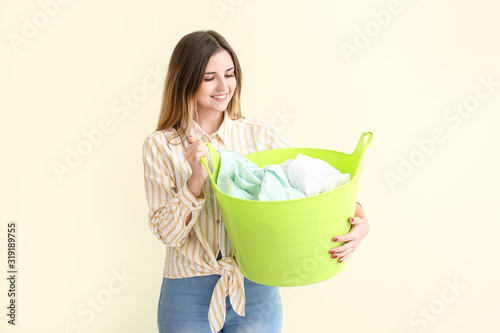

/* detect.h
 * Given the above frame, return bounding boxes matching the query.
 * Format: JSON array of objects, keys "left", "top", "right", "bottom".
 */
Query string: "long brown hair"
[{"left": 156, "top": 30, "right": 244, "bottom": 147}]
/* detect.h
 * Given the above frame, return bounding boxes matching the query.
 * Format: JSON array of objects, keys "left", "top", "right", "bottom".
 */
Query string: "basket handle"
[
  {"left": 352, "top": 131, "right": 373, "bottom": 157},
  {"left": 200, "top": 142, "right": 221, "bottom": 183}
]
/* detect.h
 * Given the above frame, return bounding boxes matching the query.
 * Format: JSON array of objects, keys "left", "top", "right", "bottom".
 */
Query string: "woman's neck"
[{"left": 195, "top": 110, "right": 224, "bottom": 136}]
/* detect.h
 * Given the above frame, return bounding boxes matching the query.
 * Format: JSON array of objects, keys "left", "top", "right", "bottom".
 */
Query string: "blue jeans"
[{"left": 157, "top": 252, "right": 282, "bottom": 332}]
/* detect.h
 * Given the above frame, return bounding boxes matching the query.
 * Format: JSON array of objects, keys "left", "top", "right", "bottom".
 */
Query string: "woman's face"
[{"left": 196, "top": 49, "right": 237, "bottom": 115}]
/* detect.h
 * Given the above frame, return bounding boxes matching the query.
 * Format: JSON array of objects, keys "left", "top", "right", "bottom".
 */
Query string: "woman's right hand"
[{"left": 185, "top": 135, "right": 208, "bottom": 197}]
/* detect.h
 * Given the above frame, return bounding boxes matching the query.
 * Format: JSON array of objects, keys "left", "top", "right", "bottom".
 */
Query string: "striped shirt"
[{"left": 142, "top": 110, "right": 361, "bottom": 332}]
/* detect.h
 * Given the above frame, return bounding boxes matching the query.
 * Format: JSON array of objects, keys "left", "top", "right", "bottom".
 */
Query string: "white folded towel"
[{"left": 280, "top": 154, "right": 350, "bottom": 196}]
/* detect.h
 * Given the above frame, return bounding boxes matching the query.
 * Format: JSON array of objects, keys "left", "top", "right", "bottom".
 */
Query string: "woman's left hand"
[{"left": 329, "top": 216, "right": 369, "bottom": 263}]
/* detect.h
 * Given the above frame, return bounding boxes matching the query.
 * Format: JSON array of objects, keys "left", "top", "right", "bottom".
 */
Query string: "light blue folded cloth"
[
  {"left": 216, "top": 149, "right": 351, "bottom": 201},
  {"left": 216, "top": 149, "right": 306, "bottom": 201}
]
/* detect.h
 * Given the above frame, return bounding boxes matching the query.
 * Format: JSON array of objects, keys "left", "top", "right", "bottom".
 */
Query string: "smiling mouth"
[{"left": 211, "top": 93, "right": 228, "bottom": 101}]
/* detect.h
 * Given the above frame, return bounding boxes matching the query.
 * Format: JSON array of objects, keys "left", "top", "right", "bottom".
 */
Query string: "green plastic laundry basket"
[{"left": 200, "top": 131, "right": 372, "bottom": 287}]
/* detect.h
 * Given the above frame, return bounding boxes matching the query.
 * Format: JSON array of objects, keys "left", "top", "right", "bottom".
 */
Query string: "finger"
[
  {"left": 330, "top": 248, "right": 351, "bottom": 260},
  {"left": 195, "top": 143, "right": 209, "bottom": 159},
  {"left": 186, "top": 152, "right": 206, "bottom": 169},
  {"left": 338, "top": 252, "right": 352, "bottom": 264},
  {"left": 332, "top": 232, "right": 355, "bottom": 243},
  {"left": 185, "top": 136, "right": 195, "bottom": 157},
  {"left": 194, "top": 150, "right": 208, "bottom": 162},
  {"left": 189, "top": 138, "right": 208, "bottom": 157},
  {"left": 330, "top": 243, "right": 345, "bottom": 253},
  {"left": 337, "top": 250, "right": 353, "bottom": 262},
  {"left": 330, "top": 243, "right": 351, "bottom": 257},
  {"left": 349, "top": 216, "right": 362, "bottom": 227},
  {"left": 185, "top": 140, "right": 205, "bottom": 158}
]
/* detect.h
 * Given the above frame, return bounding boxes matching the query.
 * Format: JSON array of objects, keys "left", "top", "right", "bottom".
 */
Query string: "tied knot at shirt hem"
[{"left": 208, "top": 256, "right": 246, "bottom": 333}]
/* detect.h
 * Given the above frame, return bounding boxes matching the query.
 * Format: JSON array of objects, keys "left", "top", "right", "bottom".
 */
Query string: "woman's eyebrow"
[{"left": 204, "top": 67, "right": 234, "bottom": 75}]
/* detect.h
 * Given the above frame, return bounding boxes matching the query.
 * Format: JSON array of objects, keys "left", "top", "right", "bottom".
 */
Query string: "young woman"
[{"left": 142, "top": 30, "right": 370, "bottom": 333}]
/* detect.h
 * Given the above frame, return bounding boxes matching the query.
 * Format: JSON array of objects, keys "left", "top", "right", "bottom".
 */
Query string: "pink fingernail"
[
  {"left": 339, "top": 259, "right": 343, "bottom": 263},
  {"left": 329, "top": 250, "right": 335, "bottom": 254},
  {"left": 332, "top": 255, "right": 337, "bottom": 258},
  {"left": 333, "top": 237, "right": 338, "bottom": 242}
]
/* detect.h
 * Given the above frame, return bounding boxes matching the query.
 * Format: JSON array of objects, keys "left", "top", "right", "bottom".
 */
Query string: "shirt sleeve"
[
  {"left": 266, "top": 124, "right": 297, "bottom": 149},
  {"left": 142, "top": 137, "right": 206, "bottom": 247}
]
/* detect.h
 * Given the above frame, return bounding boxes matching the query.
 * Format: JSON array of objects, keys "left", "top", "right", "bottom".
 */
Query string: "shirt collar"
[{"left": 189, "top": 110, "right": 233, "bottom": 146}]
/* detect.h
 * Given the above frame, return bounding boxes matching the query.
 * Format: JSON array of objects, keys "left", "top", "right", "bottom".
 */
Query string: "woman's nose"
[{"left": 216, "top": 76, "right": 228, "bottom": 91}]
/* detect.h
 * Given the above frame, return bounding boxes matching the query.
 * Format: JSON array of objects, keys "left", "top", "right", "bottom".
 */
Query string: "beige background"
[{"left": 1, "top": 0, "right": 499, "bottom": 332}]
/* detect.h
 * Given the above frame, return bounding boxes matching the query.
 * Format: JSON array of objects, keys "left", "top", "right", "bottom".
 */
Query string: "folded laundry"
[
  {"left": 216, "top": 149, "right": 350, "bottom": 201},
  {"left": 216, "top": 149, "right": 306, "bottom": 201},
  {"left": 280, "top": 153, "right": 351, "bottom": 197}
]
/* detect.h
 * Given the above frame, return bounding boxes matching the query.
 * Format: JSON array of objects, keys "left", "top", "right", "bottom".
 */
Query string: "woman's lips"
[{"left": 211, "top": 93, "right": 228, "bottom": 102}]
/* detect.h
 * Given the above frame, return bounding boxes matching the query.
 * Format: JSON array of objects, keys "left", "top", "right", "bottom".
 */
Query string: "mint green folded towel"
[{"left": 216, "top": 149, "right": 306, "bottom": 201}]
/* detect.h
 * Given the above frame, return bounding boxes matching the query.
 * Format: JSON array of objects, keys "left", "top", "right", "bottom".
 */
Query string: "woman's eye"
[{"left": 204, "top": 74, "right": 234, "bottom": 82}]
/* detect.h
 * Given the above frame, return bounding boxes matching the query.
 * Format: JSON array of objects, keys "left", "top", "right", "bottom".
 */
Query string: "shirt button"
[
  {"left": 191, "top": 203, "right": 196, "bottom": 207},
  {"left": 216, "top": 219, "right": 220, "bottom": 224}
]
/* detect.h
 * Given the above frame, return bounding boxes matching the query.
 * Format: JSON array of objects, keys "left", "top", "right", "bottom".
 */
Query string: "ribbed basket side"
[{"left": 200, "top": 132, "right": 373, "bottom": 286}]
